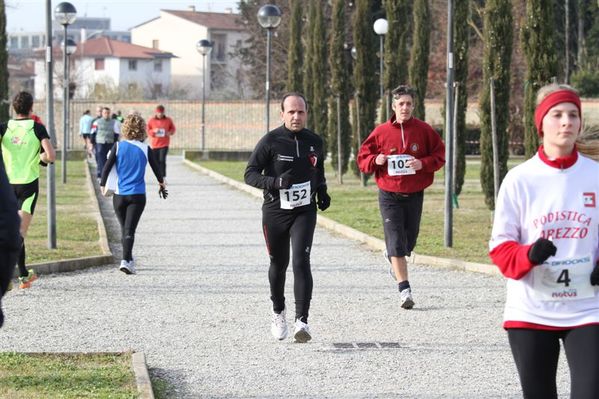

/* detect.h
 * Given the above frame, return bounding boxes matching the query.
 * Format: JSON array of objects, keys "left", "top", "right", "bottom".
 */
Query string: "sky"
[{"left": 6, "top": 0, "right": 241, "bottom": 32}]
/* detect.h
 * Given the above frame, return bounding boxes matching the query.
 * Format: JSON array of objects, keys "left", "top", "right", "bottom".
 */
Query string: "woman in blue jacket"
[{"left": 100, "top": 113, "right": 166, "bottom": 274}]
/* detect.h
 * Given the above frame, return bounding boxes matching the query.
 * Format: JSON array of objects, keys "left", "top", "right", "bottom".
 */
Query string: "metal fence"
[
  {"left": 53, "top": 100, "right": 280, "bottom": 151},
  {"left": 46, "top": 98, "right": 599, "bottom": 152}
]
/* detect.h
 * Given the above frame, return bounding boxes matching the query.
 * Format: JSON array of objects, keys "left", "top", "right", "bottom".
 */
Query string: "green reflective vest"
[{"left": 1, "top": 119, "right": 41, "bottom": 184}]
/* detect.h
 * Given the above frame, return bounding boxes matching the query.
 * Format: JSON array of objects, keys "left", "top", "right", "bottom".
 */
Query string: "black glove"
[
  {"left": 158, "top": 186, "right": 168, "bottom": 199},
  {"left": 273, "top": 169, "right": 294, "bottom": 190},
  {"left": 527, "top": 238, "right": 557, "bottom": 265},
  {"left": 591, "top": 262, "right": 599, "bottom": 286},
  {"left": 316, "top": 186, "right": 331, "bottom": 211}
]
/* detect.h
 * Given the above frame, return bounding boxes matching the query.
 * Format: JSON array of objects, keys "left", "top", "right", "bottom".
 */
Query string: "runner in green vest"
[{"left": 0, "top": 91, "right": 55, "bottom": 289}]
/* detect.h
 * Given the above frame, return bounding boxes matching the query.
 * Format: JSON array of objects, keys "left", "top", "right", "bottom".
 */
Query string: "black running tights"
[
  {"left": 113, "top": 194, "right": 146, "bottom": 262},
  {"left": 508, "top": 325, "right": 599, "bottom": 399},
  {"left": 262, "top": 208, "right": 317, "bottom": 321}
]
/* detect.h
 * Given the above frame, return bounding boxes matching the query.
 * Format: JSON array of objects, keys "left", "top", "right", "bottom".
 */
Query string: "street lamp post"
[
  {"left": 55, "top": 2, "right": 77, "bottom": 184},
  {"left": 350, "top": 46, "right": 366, "bottom": 187},
  {"left": 257, "top": 5, "right": 282, "bottom": 133},
  {"left": 196, "top": 39, "right": 213, "bottom": 151},
  {"left": 373, "top": 18, "right": 388, "bottom": 120}
]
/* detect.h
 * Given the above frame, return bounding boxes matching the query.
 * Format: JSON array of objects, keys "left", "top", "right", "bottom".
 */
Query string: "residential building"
[
  {"left": 8, "top": 17, "right": 130, "bottom": 56},
  {"left": 32, "top": 38, "right": 174, "bottom": 100},
  {"left": 131, "top": 7, "right": 250, "bottom": 99}
]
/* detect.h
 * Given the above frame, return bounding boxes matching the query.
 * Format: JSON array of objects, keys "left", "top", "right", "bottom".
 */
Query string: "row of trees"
[{"left": 236, "top": 0, "right": 599, "bottom": 209}]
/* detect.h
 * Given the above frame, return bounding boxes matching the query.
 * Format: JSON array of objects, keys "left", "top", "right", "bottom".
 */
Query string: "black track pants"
[
  {"left": 113, "top": 194, "right": 146, "bottom": 262},
  {"left": 0, "top": 245, "right": 18, "bottom": 328},
  {"left": 508, "top": 325, "right": 599, "bottom": 399},
  {"left": 262, "top": 206, "right": 317, "bottom": 321},
  {"left": 154, "top": 147, "right": 168, "bottom": 177}
]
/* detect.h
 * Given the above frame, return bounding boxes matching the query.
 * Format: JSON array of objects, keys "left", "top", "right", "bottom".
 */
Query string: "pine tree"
[
  {"left": 352, "top": 0, "right": 379, "bottom": 177},
  {"left": 303, "top": 0, "right": 317, "bottom": 127},
  {"left": 310, "top": 3, "right": 328, "bottom": 147},
  {"left": 384, "top": 0, "right": 410, "bottom": 89},
  {"left": 0, "top": 0, "right": 8, "bottom": 122},
  {"left": 328, "top": 0, "right": 351, "bottom": 173},
  {"left": 479, "top": 0, "right": 513, "bottom": 210},
  {"left": 408, "top": 0, "right": 430, "bottom": 120},
  {"left": 452, "top": 0, "right": 470, "bottom": 196},
  {"left": 286, "top": 0, "right": 303, "bottom": 92},
  {"left": 522, "top": 0, "right": 558, "bottom": 158}
]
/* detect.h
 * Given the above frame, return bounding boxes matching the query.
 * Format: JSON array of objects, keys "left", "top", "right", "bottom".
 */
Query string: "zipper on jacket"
[
  {"left": 294, "top": 136, "right": 300, "bottom": 157},
  {"left": 400, "top": 123, "right": 406, "bottom": 151}
]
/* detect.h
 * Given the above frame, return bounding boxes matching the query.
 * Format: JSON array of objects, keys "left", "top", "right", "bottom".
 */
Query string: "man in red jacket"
[
  {"left": 357, "top": 85, "right": 445, "bottom": 309},
  {"left": 147, "top": 105, "right": 176, "bottom": 177}
]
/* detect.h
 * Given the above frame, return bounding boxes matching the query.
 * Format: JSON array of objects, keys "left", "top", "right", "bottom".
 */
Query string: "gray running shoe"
[
  {"left": 400, "top": 288, "right": 415, "bottom": 309},
  {"left": 293, "top": 319, "right": 312, "bottom": 343}
]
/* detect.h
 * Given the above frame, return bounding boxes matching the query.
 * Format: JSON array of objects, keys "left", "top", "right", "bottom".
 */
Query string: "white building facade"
[
  {"left": 131, "top": 7, "right": 250, "bottom": 99},
  {"left": 33, "top": 38, "right": 173, "bottom": 100}
]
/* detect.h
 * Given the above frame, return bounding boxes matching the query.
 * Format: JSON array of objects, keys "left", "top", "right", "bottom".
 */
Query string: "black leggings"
[
  {"left": 508, "top": 325, "right": 599, "bottom": 399},
  {"left": 0, "top": 245, "right": 19, "bottom": 328},
  {"left": 154, "top": 147, "right": 168, "bottom": 177},
  {"left": 262, "top": 206, "right": 317, "bottom": 321},
  {"left": 113, "top": 194, "right": 146, "bottom": 262}
]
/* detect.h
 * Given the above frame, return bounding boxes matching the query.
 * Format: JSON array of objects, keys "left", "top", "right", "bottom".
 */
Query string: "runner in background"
[
  {"left": 100, "top": 113, "right": 166, "bottom": 275},
  {"left": 357, "top": 85, "right": 445, "bottom": 309},
  {"left": 147, "top": 105, "right": 176, "bottom": 178},
  {"left": 0, "top": 91, "right": 55, "bottom": 289}
]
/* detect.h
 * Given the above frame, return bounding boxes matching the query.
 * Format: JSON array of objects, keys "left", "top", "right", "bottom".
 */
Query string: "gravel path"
[{"left": 0, "top": 156, "right": 570, "bottom": 398}]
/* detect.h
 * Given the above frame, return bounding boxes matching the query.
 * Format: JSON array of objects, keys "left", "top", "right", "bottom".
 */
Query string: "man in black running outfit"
[{"left": 245, "top": 92, "right": 331, "bottom": 343}]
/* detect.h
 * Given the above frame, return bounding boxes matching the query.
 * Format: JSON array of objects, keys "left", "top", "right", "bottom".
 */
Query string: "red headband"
[{"left": 534, "top": 90, "right": 581, "bottom": 137}]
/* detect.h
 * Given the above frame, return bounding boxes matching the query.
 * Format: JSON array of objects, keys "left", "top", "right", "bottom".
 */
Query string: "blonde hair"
[
  {"left": 121, "top": 114, "right": 146, "bottom": 141},
  {"left": 536, "top": 83, "right": 579, "bottom": 105}
]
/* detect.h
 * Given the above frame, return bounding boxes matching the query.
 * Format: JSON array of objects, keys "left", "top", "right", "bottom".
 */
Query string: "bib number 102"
[
  {"left": 389, "top": 159, "right": 406, "bottom": 170},
  {"left": 284, "top": 189, "right": 307, "bottom": 202}
]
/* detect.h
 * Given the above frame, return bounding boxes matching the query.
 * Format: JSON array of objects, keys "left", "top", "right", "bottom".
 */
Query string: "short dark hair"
[
  {"left": 12, "top": 91, "right": 34, "bottom": 115},
  {"left": 280, "top": 92, "right": 308, "bottom": 112},
  {"left": 391, "top": 85, "right": 415, "bottom": 100}
]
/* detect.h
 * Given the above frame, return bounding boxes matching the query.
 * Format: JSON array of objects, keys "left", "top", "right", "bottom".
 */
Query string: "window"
[
  {"left": 20, "top": 36, "right": 29, "bottom": 48},
  {"left": 32, "top": 36, "right": 40, "bottom": 48},
  {"left": 95, "top": 58, "right": 105, "bottom": 70},
  {"left": 128, "top": 60, "right": 137, "bottom": 71},
  {"left": 152, "top": 40, "right": 159, "bottom": 49},
  {"left": 153, "top": 60, "right": 162, "bottom": 72},
  {"left": 9, "top": 37, "right": 18, "bottom": 48},
  {"left": 211, "top": 34, "right": 227, "bottom": 62}
]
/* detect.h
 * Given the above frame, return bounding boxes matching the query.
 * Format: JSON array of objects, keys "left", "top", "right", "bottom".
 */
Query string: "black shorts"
[
  {"left": 378, "top": 189, "right": 424, "bottom": 257},
  {"left": 12, "top": 179, "right": 39, "bottom": 215},
  {"left": 81, "top": 133, "right": 91, "bottom": 139}
]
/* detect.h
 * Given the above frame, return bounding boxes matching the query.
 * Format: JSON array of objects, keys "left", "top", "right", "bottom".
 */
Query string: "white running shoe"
[
  {"left": 119, "top": 260, "right": 136, "bottom": 275},
  {"left": 400, "top": 288, "right": 415, "bottom": 309},
  {"left": 293, "top": 319, "right": 312, "bottom": 343},
  {"left": 271, "top": 309, "right": 288, "bottom": 340}
]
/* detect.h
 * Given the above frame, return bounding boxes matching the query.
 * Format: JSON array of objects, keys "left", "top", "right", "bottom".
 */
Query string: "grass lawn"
[
  {"left": 198, "top": 158, "right": 522, "bottom": 264},
  {"left": 0, "top": 352, "right": 137, "bottom": 398},
  {"left": 26, "top": 160, "right": 103, "bottom": 264}
]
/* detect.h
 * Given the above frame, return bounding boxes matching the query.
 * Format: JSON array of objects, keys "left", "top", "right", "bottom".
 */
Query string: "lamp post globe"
[
  {"left": 62, "top": 38, "right": 77, "bottom": 55},
  {"left": 196, "top": 39, "right": 213, "bottom": 151},
  {"left": 373, "top": 18, "right": 388, "bottom": 35},
  {"left": 257, "top": 4, "right": 282, "bottom": 29},
  {"left": 55, "top": 2, "right": 77, "bottom": 184},
  {"left": 54, "top": 2, "right": 77, "bottom": 25}
]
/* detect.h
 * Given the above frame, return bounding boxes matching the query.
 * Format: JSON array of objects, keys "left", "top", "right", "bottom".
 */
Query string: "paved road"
[{"left": 0, "top": 156, "right": 570, "bottom": 398}]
